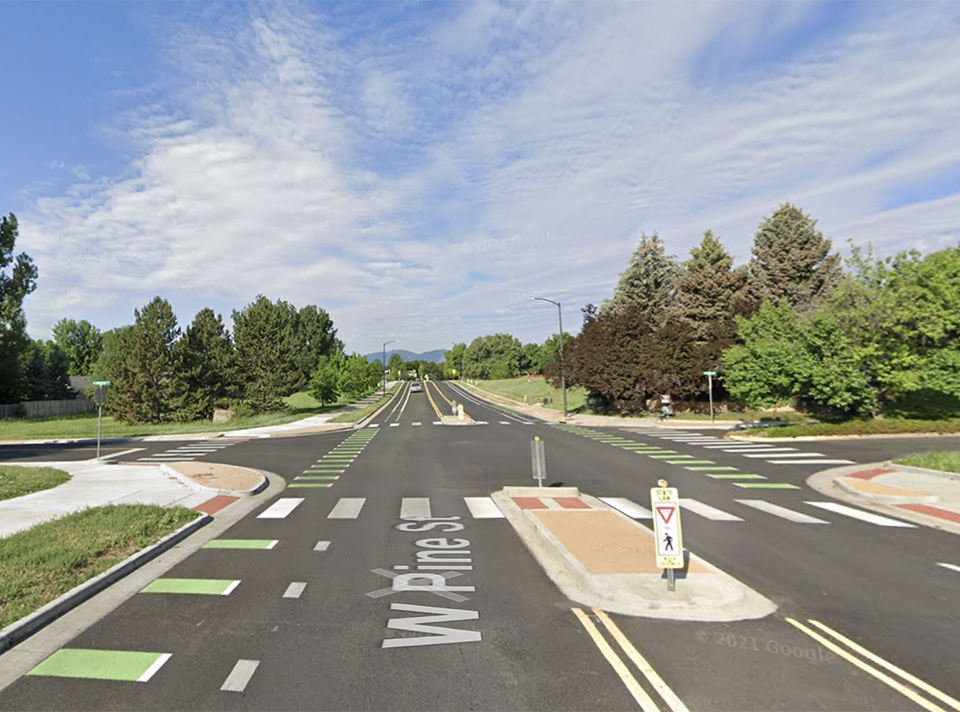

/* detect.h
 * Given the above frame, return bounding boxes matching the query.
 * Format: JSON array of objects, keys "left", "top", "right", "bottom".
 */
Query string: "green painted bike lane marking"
[
  {"left": 733, "top": 482, "right": 800, "bottom": 489},
  {"left": 27, "top": 649, "right": 171, "bottom": 682},
  {"left": 686, "top": 466, "right": 739, "bottom": 471},
  {"left": 203, "top": 539, "right": 277, "bottom": 550},
  {"left": 297, "top": 475, "right": 339, "bottom": 480},
  {"left": 708, "top": 474, "right": 766, "bottom": 480},
  {"left": 140, "top": 578, "right": 239, "bottom": 595},
  {"left": 289, "top": 483, "right": 332, "bottom": 488}
]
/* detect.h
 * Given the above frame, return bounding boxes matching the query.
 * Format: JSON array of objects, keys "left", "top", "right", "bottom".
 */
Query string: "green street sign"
[
  {"left": 93, "top": 380, "right": 112, "bottom": 386},
  {"left": 702, "top": 371, "right": 716, "bottom": 376}
]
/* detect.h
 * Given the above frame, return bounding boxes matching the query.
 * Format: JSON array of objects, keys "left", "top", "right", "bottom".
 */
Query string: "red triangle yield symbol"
[{"left": 656, "top": 505, "right": 675, "bottom": 525}]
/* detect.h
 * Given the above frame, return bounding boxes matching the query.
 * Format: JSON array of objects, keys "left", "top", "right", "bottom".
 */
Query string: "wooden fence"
[{"left": 0, "top": 398, "right": 95, "bottom": 420}]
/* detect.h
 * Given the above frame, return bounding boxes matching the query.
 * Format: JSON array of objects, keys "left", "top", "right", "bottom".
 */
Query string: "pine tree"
[
  {"left": 111, "top": 297, "right": 181, "bottom": 423},
  {"left": 672, "top": 231, "right": 746, "bottom": 344},
  {"left": 749, "top": 203, "right": 842, "bottom": 314},
  {"left": 169, "top": 308, "right": 236, "bottom": 422},
  {"left": 602, "top": 232, "right": 677, "bottom": 324},
  {"left": 232, "top": 296, "right": 301, "bottom": 413}
]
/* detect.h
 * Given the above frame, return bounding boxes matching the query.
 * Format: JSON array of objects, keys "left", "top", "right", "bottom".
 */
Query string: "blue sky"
[{"left": 3, "top": 1, "right": 959, "bottom": 354}]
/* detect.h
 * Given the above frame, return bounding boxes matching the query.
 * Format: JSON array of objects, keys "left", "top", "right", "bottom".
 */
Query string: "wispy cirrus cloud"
[{"left": 18, "top": 1, "right": 960, "bottom": 351}]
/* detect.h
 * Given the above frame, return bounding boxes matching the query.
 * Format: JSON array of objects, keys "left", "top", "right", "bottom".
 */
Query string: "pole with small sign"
[
  {"left": 531, "top": 436, "right": 546, "bottom": 486},
  {"left": 650, "top": 478, "right": 683, "bottom": 591},
  {"left": 703, "top": 371, "right": 716, "bottom": 423},
  {"left": 92, "top": 381, "right": 111, "bottom": 460},
  {"left": 457, "top": 403, "right": 464, "bottom": 420}
]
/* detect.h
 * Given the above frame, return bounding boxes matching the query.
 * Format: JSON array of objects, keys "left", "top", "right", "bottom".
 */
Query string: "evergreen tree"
[
  {"left": 169, "top": 308, "right": 236, "bottom": 422},
  {"left": 92, "top": 326, "right": 134, "bottom": 389},
  {"left": 0, "top": 213, "right": 38, "bottom": 403},
  {"left": 749, "top": 203, "right": 842, "bottom": 314},
  {"left": 52, "top": 318, "right": 102, "bottom": 375},
  {"left": 601, "top": 232, "right": 677, "bottom": 324},
  {"left": 232, "top": 296, "right": 301, "bottom": 413},
  {"left": 111, "top": 298, "right": 181, "bottom": 423},
  {"left": 22, "top": 343, "right": 48, "bottom": 401},
  {"left": 672, "top": 231, "right": 747, "bottom": 343}
]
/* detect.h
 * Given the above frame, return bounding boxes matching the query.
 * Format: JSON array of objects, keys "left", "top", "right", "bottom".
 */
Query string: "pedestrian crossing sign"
[{"left": 650, "top": 487, "right": 684, "bottom": 569}]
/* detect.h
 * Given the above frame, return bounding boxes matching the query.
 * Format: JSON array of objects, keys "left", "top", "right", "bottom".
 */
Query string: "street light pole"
[
  {"left": 383, "top": 339, "right": 397, "bottom": 398},
  {"left": 528, "top": 297, "right": 568, "bottom": 420}
]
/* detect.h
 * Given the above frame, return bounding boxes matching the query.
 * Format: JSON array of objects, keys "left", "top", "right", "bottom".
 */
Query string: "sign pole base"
[{"left": 667, "top": 568, "right": 675, "bottom": 592}]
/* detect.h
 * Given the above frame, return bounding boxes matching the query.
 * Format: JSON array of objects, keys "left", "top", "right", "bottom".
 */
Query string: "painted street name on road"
[{"left": 368, "top": 515, "right": 482, "bottom": 648}]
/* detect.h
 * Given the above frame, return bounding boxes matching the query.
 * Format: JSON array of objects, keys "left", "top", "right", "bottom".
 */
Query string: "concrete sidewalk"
[{"left": 0, "top": 460, "right": 264, "bottom": 539}]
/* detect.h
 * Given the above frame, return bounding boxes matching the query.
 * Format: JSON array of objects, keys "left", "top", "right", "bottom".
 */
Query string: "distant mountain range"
[{"left": 364, "top": 349, "right": 447, "bottom": 364}]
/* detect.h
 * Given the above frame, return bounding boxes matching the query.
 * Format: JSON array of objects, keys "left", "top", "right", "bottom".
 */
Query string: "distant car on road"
[{"left": 410, "top": 382, "right": 423, "bottom": 393}]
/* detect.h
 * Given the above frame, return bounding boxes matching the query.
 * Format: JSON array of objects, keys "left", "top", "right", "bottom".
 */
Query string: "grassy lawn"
[
  {"left": 746, "top": 418, "right": 960, "bottom": 438},
  {"left": 330, "top": 385, "right": 399, "bottom": 423},
  {"left": 893, "top": 452, "right": 960, "bottom": 474},
  {"left": 0, "top": 390, "right": 374, "bottom": 441},
  {"left": 0, "top": 465, "right": 71, "bottom": 502},
  {"left": 0, "top": 504, "right": 199, "bottom": 628},
  {"left": 473, "top": 377, "right": 587, "bottom": 411}
]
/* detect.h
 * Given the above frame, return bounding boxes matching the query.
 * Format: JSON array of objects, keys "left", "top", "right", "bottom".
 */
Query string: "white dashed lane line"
[
  {"left": 221, "top": 660, "right": 260, "bottom": 693},
  {"left": 258, "top": 498, "right": 304, "bottom": 519}
]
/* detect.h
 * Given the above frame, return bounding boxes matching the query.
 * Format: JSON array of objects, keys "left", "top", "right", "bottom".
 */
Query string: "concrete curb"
[
  {"left": 883, "top": 462, "right": 960, "bottom": 484},
  {"left": 0, "top": 513, "right": 211, "bottom": 654},
  {"left": 834, "top": 476, "right": 938, "bottom": 504},
  {"left": 158, "top": 463, "right": 267, "bottom": 497},
  {"left": 492, "top": 489, "right": 777, "bottom": 622},
  {"left": 807, "top": 463, "right": 960, "bottom": 536},
  {"left": 355, "top": 385, "right": 404, "bottom": 428}
]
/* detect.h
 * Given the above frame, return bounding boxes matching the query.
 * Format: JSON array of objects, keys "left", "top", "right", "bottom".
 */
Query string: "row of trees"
[
  {"left": 443, "top": 334, "right": 564, "bottom": 380},
  {"left": 551, "top": 202, "right": 959, "bottom": 418},
  {"left": 1, "top": 213, "right": 41, "bottom": 404},
  {"left": 92, "top": 295, "right": 344, "bottom": 423}
]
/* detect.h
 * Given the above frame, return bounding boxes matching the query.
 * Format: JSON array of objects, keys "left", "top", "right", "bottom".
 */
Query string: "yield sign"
[{"left": 656, "top": 505, "right": 675, "bottom": 525}]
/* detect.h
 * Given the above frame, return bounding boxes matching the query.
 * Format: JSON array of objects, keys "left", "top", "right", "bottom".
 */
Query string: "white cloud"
[{"left": 18, "top": 1, "right": 960, "bottom": 352}]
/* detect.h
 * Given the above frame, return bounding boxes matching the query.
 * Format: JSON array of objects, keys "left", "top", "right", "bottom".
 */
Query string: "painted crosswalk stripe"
[
  {"left": 679, "top": 499, "right": 743, "bottom": 521},
  {"left": 770, "top": 459, "right": 856, "bottom": 465},
  {"left": 702, "top": 444, "right": 779, "bottom": 449},
  {"left": 499, "top": 421, "right": 511, "bottom": 425},
  {"left": 400, "top": 498, "right": 431, "bottom": 519},
  {"left": 28, "top": 649, "right": 172, "bottom": 682},
  {"left": 433, "top": 421, "right": 443, "bottom": 425},
  {"left": 203, "top": 539, "right": 277, "bottom": 550},
  {"left": 937, "top": 563, "right": 960, "bottom": 574},
  {"left": 141, "top": 578, "right": 240, "bottom": 595},
  {"left": 736, "top": 500, "right": 827, "bottom": 523},
  {"left": 328, "top": 497, "right": 366, "bottom": 519},
  {"left": 389, "top": 423, "right": 400, "bottom": 427},
  {"left": 221, "top": 659, "right": 259, "bottom": 692},
  {"left": 600, "top": 497, "right": 652, "bottom": 519},
  {"left": 742, "top": 452, "right": 824, "bottom": 459},
  {"left": 314, "top": 540, "right": 331, "bottom": 551},
  {"left": 368, "top": 424, "right": 379, "bottom": 428},
  {"left": 464, "top": 497, "right": 505, "bottom": 519},
  {"left": 806, "top": 502, "right": 917, "bottom": 527},
  {"left": 412, "top": 422, "right": 422, "bottom": 426},
  {"left": 733, "top": 482, "right": 800, "bottom": 489},
  {"left": 687, "top": 466, "right": 739, "bottom": 471},
  {"left": 258, "top": 498, "right": 303, "bottom": 519},
  {"left": 724, "top": 447, "right": 797, "bottom": 453},
  {"left": 283, "top": 582, "right": 307, "bottom": 599}
]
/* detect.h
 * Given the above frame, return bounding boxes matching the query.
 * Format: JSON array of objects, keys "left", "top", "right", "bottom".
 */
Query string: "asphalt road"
[{"left": 1, "top": 382, "right": 958, "bottom": 711}]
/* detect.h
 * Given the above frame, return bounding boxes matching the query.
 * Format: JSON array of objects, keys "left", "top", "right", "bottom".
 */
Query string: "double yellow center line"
[
  {"left": 424, "top": 380, "right": 470, "bottom": 420},
  {"left": 788, "top": 618, "right": 960, "bottom": 712},
  {"left": 572, "top": 608, "right": 689, "bottom": 712}
]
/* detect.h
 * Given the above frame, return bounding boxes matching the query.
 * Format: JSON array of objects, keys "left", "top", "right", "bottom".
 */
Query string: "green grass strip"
[
  {"left": 0, "top": 504, "right": 199, "bottom": 627},
  {"left": 202, "top": 539, "right": 276, "bottom": 550},
  {"left": 893, "top": 451, "right": 960, "bottom": 475},
  {"left": 0, "top": 465, "right": 71, "bottom": 501},
  {"left": 27, "top": 649, "right": 169, "bottom": 681}
]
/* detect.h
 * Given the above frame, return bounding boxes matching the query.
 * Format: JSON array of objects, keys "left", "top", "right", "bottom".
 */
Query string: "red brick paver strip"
[
  {"left": 194, "top": 495, "right": 239, "bottom": 515},
  {"left": 513, "top": 497, "right": 548, "bottom": 510},
  {"left": 848, "top": 468, "right": 896, "bottom": 480},
  {"left": 553, "top": 497, "right": 591, "bottom": 510},
  {"left": 895, "top": 503, "right": 960, "bottom": 524}
]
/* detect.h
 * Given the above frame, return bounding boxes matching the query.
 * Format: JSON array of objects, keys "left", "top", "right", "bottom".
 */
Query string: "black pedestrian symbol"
[{"left": 664, "top": 534, "right": 674, "bottom": 551}]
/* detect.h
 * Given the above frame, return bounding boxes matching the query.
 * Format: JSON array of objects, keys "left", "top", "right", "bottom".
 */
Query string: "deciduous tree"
[{"left": 0, "top": 213, "right": 38, "bottom": 403}]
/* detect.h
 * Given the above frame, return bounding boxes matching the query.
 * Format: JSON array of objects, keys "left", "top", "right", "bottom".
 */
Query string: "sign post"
[
  {"left": 457, "top": 403, "right": 464, "bottom": 420},
  {"left": 702, "top": 371, "right": 717, "bottom": 423},
  {"left": 92, "top": 381, "right": 111, "bottom": 460},
  {"left": 531, "top": 436, "right": 546, "bottom": 486},
  {"left": 650, "top": 479, "right": 683, "bottom": 591}
]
